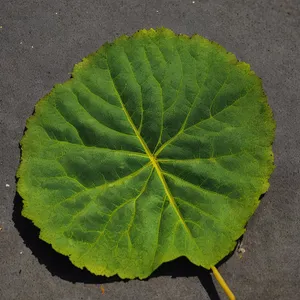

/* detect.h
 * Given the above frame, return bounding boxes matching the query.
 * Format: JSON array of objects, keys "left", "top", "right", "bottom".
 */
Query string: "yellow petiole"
[{"left": 211, "top": 266, "right": 236, "bottom": 300}]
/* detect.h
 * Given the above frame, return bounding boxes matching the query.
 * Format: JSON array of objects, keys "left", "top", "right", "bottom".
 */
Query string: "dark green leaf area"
[{"left": 17, "top": 28, "right": 275, "bottom": 279}]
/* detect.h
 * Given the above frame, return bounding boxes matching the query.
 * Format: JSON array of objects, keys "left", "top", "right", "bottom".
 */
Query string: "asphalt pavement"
[{"left": 1, "top": 1, "right": 299, "bottom": 299}]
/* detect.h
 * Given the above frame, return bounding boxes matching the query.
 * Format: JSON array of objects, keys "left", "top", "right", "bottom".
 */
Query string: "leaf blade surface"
[{"left": 17, "top": 28, "right": 275, "bottom": 279}]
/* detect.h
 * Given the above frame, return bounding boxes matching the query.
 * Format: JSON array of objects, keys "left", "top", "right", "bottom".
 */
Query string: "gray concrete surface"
[{"left": 1, "top": 0, "right": 299, "bottom": 299}]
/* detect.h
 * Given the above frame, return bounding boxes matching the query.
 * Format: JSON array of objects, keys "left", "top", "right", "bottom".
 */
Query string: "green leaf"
[{"left": 17, "top": 28, "right": 275, "bottom": 279}]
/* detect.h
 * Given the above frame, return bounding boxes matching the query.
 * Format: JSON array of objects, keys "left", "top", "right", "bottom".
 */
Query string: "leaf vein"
[{"left": 162, "top": 171, "right": 234, "bottom": 201}]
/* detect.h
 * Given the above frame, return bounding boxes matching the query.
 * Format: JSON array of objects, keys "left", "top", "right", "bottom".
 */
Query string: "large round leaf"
[{"left": 17, "top": 28, "right": 275, "bottom": 279}]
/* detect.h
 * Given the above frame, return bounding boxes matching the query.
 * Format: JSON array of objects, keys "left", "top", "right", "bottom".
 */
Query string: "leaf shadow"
[{"left": 13, "top": 189, "right": 246, "bottom": 300}]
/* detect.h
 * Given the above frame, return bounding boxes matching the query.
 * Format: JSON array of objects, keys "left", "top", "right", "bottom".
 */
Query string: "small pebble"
[
  {"left": 192, "top": 1, "right": 195, "bottom": 3},
  {"left": 20, "top": 251, "right": 23, "bottom": 254},
  {"left": 238, "top": 247, "right": 246, "bottom": 254},
  {"left": 20, "top": 41, "right": 23, "bottom": 44},
  {"left": 31, "top": 45, "right": 34, "bottom": 48},
  {"left": 5, "top": 183, "right": 10, "bottom": 187},
  {"left": 237, "top": 246, "right": 246, "bottom": 258}
]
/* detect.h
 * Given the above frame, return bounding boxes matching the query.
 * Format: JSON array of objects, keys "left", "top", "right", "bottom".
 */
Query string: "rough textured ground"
[{"left": 0, "top": 1, "right": 299, "bottom": 299}]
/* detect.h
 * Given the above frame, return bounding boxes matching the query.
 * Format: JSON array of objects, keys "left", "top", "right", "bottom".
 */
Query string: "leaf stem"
[{"left": 211, "top": 266, "right": 236, "bottom": 300}]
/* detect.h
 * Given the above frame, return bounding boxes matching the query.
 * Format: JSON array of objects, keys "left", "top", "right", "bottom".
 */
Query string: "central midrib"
[
  {"left": 105, "top": 53, "right": 192, "bottom": 236},
  {"left": 118, "top": 102, "right": 192, "bottom": 236}
]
